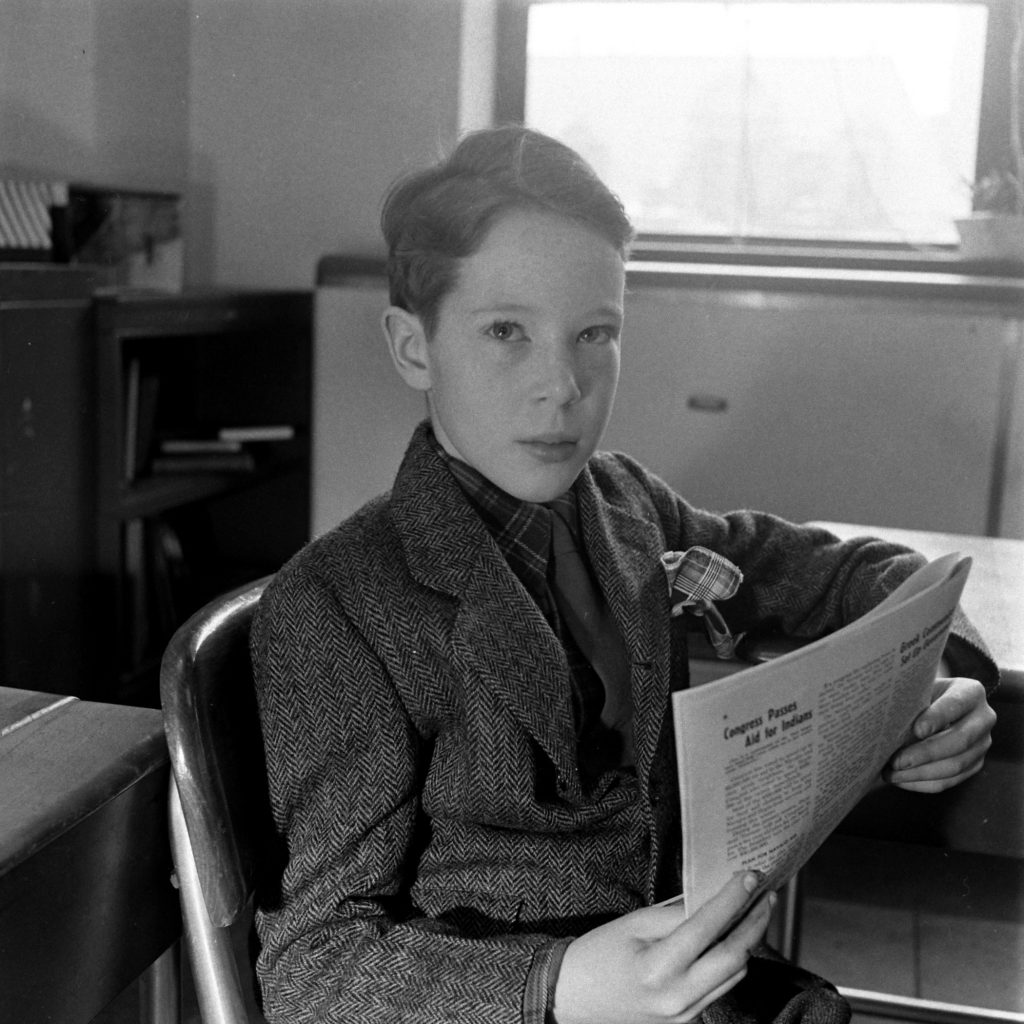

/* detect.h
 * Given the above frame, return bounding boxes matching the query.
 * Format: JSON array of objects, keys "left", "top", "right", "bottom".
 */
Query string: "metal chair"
[{"left": 160, "top": 577, "right": 274, "bottom": 1024}]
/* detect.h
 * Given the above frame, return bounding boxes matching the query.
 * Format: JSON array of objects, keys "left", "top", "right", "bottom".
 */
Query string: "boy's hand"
[
  {"left": 553, "top": 871, "right": 775, "bottom": 1024},
  {"left": 884, "top": 677, "right": 995, "bottom": 793}
]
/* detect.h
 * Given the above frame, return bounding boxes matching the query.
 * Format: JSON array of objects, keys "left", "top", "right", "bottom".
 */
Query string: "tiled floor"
[
  {"left": 797, "top": 833, "right": 1024, "bottom": 1020},
  {"left": 95, "top": 832, "right": 1023, "bottom": 1023}
]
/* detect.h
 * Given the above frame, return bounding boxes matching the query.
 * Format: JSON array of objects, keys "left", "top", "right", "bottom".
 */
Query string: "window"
[{"left": 498, "top": 0, "right": 1006, "bottom": 250}]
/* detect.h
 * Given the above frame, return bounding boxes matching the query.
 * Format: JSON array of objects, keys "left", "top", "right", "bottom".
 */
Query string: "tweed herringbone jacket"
[{"left": 251, "top": 423, "right": 994, "bottom": 1024}]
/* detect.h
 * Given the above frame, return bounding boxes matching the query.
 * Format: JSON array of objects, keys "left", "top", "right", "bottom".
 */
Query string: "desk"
[
  {"left": 0, "top": 689, "right": 180, "bottom": 1024},
  {"left": 813, "top": 521, "right": 1024, "bottom": 690},
  {"left": 810, "top": 522, "right": 1024, "bottom": 860}
]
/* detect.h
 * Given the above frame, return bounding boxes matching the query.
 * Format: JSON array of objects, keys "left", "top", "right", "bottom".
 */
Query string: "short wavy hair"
[{"left": 380, "top": 126, "right": 634, "bottom": 337}]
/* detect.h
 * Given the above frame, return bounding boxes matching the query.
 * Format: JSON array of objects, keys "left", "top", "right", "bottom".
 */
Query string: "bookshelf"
[{"left": 94, "top": 288, "right": 312, "bottom": 705}]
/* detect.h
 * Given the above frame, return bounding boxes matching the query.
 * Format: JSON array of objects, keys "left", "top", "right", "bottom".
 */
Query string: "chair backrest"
[{"left": 160, "top": 576, "right": 274, "bottom": 928}]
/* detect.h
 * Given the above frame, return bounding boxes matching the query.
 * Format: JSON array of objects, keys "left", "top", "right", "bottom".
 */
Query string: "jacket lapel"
[
  {"left": 576, "top": 468, "right": 674, "bottom": 783},
  {"left": 390, "top": 426, "right": 580, "bottom": 783},
  {"left": 390, "top": 426, "right": 680, "bottom": 793}
]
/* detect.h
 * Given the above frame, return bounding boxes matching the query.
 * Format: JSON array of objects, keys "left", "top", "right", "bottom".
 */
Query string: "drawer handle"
[{"left": 687, "top": 393, "right": 729, "bottom": 413}]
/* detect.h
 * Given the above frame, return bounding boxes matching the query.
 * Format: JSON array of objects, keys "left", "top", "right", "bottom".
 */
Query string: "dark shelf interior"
[
  {"left": 0, "top": 275, "right": 312, "bottom": 705},
  {"left": 97, "top": 291, "right": 313, "bottom": 705}
]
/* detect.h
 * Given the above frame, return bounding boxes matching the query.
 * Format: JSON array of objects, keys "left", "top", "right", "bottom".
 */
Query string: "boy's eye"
[
  {"left": 486, "top": 320, "right": 527, "bottom": 342},
  {"left": 578, "top": 325, "right": 618, "bottom": 345}
]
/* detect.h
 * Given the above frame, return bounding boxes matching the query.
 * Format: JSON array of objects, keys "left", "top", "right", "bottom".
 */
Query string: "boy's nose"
[{"left": 536, "top": 346, "right": 583, "bottom": 405}]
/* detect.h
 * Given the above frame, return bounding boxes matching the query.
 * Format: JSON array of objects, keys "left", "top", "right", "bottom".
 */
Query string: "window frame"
[{"left": 494, "top": 0, "right": 1021, "bottom": 272}]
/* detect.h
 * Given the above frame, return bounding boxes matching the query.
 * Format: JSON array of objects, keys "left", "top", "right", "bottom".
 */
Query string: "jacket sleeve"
[
  {"left": 250, "top": 561, "right": 561, "bottom": 1024},
  {"left": 612, "top": 454, "right": 999, "bottom": 691}
]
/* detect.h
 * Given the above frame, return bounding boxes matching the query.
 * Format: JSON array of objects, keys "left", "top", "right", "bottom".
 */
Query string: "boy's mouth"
[{"left": 519, "top": 436, "right": 579, "bottom": 462}]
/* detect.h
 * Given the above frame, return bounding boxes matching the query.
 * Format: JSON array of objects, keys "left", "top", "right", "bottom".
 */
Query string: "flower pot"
[{"left": 955, "top": 213, "right": 1024, "bottom": 263}]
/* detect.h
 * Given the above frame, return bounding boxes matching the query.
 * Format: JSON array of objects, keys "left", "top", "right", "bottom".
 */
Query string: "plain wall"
[
  {"left": 0, "top": 0, "right": 191, "bottom": 192},
  {"left": 186, "top": 0, "right": 463, "bottom": 287},
  {"left": 1, "top": 0, "right": 466, "bottom": 289}
]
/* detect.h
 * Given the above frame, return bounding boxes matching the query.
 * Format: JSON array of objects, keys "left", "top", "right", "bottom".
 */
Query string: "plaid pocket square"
[{"left": 661, "top": 547, "right": 745, "bottom": 660}]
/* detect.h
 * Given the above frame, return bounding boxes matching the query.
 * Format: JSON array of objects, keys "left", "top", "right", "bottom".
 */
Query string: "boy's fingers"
[
  {"left": 893, "top": 723, "right": 992, "bottom": 772},
  {"left": 915, "top": 678, "right": 990, "bottom": 738},
  {"left": 670, "top": 871, "right": 763, "bottom": 960},
  {"left": 888, "top": 744, "right": 988, "bottom": 790},
  {"left": 893, "top": 765, "right": 984, "bottom": 793},
  {"left": 676, "top": 893, "right": 773, "bottom": 1012},
  {"left": 648, "top": 873, "right": 765, "bottom": 985}
]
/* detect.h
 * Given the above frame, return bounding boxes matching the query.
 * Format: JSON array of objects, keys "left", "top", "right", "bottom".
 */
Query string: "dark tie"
[{"left": 546, "top": 497, "right": 634, "bottom": 767}]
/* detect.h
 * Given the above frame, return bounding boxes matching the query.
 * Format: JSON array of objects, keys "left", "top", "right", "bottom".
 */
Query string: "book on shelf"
[
  {"left": 148, "top": 517, "right": 190, "bottom": 637},
  {"left": 218, "top": 424, "right": 295, "bottom": 443},
  {"left": 123, "top": 518, "right": 149, "bottom": 666},
  {"left": 123, "top": 358, "right": 160, "bottom": 480},
  {"left": 143, "top": 424, "right": 298, "bottom": 476},
  {"left": 150, "top": 450, "right": 257, "bottom": 475},
  {"left": 123, "top": 358, "right": 140, "bottom": 480},
  {"left": 136, "top": 376, "right": 160, "bottom": 474},
  {"left": 122, "top": 516, "right": 192, "bottom": 673},
  {"left": 670, "top": 552, "right": 969, "bottom": 917},
  {"left": 159, "top": 437, "right": 244, "bottom": 455}
]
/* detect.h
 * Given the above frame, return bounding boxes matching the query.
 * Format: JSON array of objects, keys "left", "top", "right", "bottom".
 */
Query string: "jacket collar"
[{"left": 390, "top": 423, "right": 673, "bottom": 789}]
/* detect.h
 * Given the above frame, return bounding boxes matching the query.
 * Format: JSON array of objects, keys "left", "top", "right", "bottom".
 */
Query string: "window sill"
[
  {"left": 627, "top": 243, "right": 1024, "bottom": 308},
  {"left": 629, "top": 237, "right": 1024, "bottom": 279}
]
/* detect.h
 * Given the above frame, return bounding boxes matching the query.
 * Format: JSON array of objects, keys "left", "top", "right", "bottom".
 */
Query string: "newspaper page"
[{"left": 672, "top": 552, "right": 970, "bottom": 916}]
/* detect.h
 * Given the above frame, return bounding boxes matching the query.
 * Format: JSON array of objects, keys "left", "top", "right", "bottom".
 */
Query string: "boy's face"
[{"left": 386, "top": 209, "right": 625, "bottom": 503}]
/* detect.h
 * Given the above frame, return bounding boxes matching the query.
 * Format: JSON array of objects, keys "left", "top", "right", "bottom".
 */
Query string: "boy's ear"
[{"left": 382, "top": 306, "right": 432, "bottom": 392}]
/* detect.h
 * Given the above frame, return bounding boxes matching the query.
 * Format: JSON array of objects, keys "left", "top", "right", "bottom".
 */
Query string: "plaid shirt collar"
[
  {"left": 438, "top": 441, "right": 629, "bottom": 774},
  {"left": 437, "top": 444, "right": 577, "bottom": 603}
]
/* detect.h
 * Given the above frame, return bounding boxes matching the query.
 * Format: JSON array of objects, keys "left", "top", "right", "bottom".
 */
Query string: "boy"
[{"left": 252, "top": 127, "right": 997, "bottom": 1024}]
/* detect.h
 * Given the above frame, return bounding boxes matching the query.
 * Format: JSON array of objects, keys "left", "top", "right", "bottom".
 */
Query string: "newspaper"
[{"left": 672, "top": 552, "right": 970, "bottom": 916}]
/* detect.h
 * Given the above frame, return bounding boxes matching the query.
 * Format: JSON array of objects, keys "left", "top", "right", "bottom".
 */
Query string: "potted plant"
[
  {"left": 956, "top": 0, "right": 1024, "bottom": 262},
  {"left": 956, "top": 172, "right": 1024, "bottom": 262}
]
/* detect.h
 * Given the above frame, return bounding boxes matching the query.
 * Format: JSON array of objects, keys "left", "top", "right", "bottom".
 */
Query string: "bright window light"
[{"left": 524, "top": 2, "right": 988, "bottom": 244}]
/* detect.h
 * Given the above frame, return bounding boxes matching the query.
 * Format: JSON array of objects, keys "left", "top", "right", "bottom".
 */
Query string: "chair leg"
[
  {"left": 140, "top": 942, "right": 181, "bottom": 1024},
  {"left": 168, "top": 777, "right": 250, "bottom": 1024}
]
